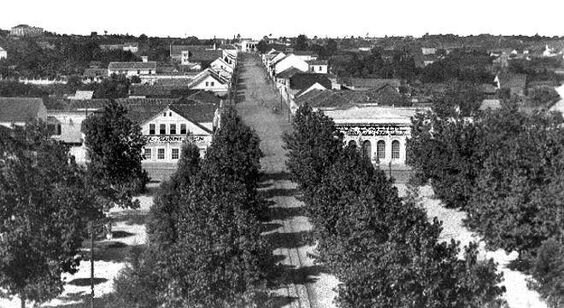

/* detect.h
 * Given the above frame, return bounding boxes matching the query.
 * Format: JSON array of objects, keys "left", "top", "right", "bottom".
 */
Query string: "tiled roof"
[
  {"left": 124, "top": 101, "right": 217, "bottom": 128},
  {"left": 498, "top": 73, "right": 527, "bottom": 90},
  {"left": 188, "top": 69, "right": 229, "bottom": 88},
  {"left": 306, "top": 59, "right": 328, "bottom": 65},
  {"left": 341, "top": 78, "right": 401, "bottom": 89},
  {"left": 293, "top": 51, "right": 318, "bottom": 57},
  {"left": 170, "top": 45, "right": 211, "bottom": 56},
  {"left": 289, "top": 73, "right": 332, "bottom": 91},
  {"left": 108, "top": 61, "right": 157, "bottom": 70},
  {"left": 189, "top": 49, "right": 223, "bottom": 62},
  {"left": 0, "top": 97, "right": 44, "bottom": 122},
  {"left": 276, "top": 67, "right": 303, "bottom": 79},
  {"left": 296, "top": 87, "right": 407, "bottom": 108},
  {"left": 187, "top": 91, "right": 222, "bottom": 105},
  {"left": 83, "top": 68, "right": 107, "bottom": 77}
]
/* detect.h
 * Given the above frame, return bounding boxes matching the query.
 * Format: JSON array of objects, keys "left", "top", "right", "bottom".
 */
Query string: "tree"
[
  {"left": 294, "top": 34, "right": 309, "bottom": 51},
  {"left": 529, "top": 238, "right": 564, "bottom": 308},
  {"left": 282, "top": 104, "right": 343, "bottom": 197},
  {"left": 147, "top": 142, "right": 201, "bottom": 248},
  {"left": 256, "top": 40, "right": 269, "bottom": 54},
  {"left": 82, "top": 100, "right": 149, "bottom": 209},
  {"left": 0, "top": 122, "right": 101, "bottom": 307}
]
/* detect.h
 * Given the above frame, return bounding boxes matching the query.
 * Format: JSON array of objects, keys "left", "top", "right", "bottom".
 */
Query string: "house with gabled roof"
[
  {"left": 128, "top": 101, "right": 219, "bottom": 180},
  {"left": 306, "top": 59, "right": 328, "bottom": 74},
  {"left": 272, "top": 54, "right": 309, "bottom": 77},
  {"left": 210, "top": 57, "right": 234, "bottom": 74},
  {"left": 108, "top": 61, "right": 157, "bottom": 77},
  {"left": 0, "top": 97, "right": 47, "bottom": 128},
  {"left": 187, "top": 68, "right": 230, "bottom": 96}
]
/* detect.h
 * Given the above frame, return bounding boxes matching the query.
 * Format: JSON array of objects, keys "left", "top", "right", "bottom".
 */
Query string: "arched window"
[
  {"left": 377, "top": 140, "right": 386, "bottom": 160},
  {"left": 392, "top": 140, "right": 400, "bottom": 159},
  {"left": 348, "top": 140, "right": 357, "bottom": 148},
  {"left": 362, "top": 140, "right": 372, "bottom": 160}
]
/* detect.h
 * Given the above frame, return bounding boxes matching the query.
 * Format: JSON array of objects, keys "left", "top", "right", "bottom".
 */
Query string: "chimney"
[{"left": 141, "top": 56, "right": 148, "bottom": 62}]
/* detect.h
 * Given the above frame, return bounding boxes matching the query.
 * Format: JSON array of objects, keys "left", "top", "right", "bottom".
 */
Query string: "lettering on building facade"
[
  {"left": 146, "top": 135, "right": 212, "bottom": 147},
  {"left": 337, "top": 124, "right": 410, "bottom": 137}
]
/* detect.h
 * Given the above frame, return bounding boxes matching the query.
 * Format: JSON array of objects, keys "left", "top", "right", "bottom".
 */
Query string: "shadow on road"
[
  {"left": 260, "top": 171, "right": 291, "bottom": 182},
  {"left": 269, "top": 206, "right": 305, "bottom": 221},
  {"left": 264, "top": 230, "right": 312, "bottom": 250},
  {"left": 260, "top": 187, "right": 299, "bottom": 199},
  {"left": 280, "top": 264, "right": 324, "bottom": 285}
]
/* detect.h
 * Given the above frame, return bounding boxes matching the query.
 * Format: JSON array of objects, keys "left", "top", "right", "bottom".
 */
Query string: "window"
[
  {"left": 163, "top": 112, "right": 166, "bottom": 117},
  {"left": 172, "top": 148, "right": 179, "bottom": 160},
  {"left": 137, "top": 70, "right": 140, "bottom": 75},
  {"left": 377, "top": 140, "right": 386, "bottom": 160},
  {"left": 157, "top": 148, "right": 165, "bottom": 160},
  {"left": 149, "top": 124, "right": 155, "bottom": 135},
  {"left": 318, "top": 66, "right": 322, "bottom": 71},
  {"left": 348, "top": 140, "right": 357, "bottom": 148},
  {"left": 362, "top": 140, "right": 372, "bottom": 160},
  {"left": 170, "top": 124, "right": 176, "bottom": 135},
  {"left": 160, "top": 124, "right": 166, "bottom": 135},
  {"left": 392, "top": 140, "right": 400, "bottom": 159},
  {"left": 205, "top": 81, "right": 209, "bottom": 87},
  {"left": 169, "top": 112, "right": 172, "bottom": 116},
  {"left": 180, "top": 123, "right": 187, "bottom": 135},
  {"left": 210, "top": 81, "right": 215, "bottom": 87},
  {"left": 144, "top": 148, "right": 151, "bottom": 160},
  {"left": 149, "top": 70, "right": 152, "bottom": 74}
]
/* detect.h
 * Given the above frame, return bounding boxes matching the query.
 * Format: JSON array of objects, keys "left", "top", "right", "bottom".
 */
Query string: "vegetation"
[
  {"left": 408, "top": 102, "right": 564, "bottom": 304},
  {"left": 284, "top": 104, "right": 505, "bottom": 307},
  {"left": 117, "top": 107, "right": 273, "bottom": 307},
  {"left": 0, "top": 122, "right": 102, "bottom": 307},
  {"left": 82, "top": 100, "right": 149, "bottom": 209}
]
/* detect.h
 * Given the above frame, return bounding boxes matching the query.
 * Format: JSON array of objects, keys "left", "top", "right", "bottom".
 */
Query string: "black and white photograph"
[{"left": 1, "top": 1, "right": 564, "bottom": 307}]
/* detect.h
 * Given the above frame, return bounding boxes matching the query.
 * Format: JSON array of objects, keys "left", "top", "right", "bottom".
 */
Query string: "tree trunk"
[{"left": 20, "top": 296, "right": 25, "bottom": 308}]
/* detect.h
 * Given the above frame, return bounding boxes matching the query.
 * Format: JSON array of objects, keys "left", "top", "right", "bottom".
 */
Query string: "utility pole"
[
  {"left": 388, "top": 161, "right": 392, "bottom": 179},
  {"left": 90, "top": 221, "right": 94, "bottom": 308}
]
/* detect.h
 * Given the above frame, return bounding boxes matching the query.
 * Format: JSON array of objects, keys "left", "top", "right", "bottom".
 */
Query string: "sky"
[{"left": 1, "top": 0, "right": 564, "bottom": 39}]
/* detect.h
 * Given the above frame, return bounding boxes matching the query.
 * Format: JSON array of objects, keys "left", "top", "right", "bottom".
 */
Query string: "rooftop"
[
  {"left": 0, "top": 97, "right": 45, "bottom": 122},
  {"left": 108, "top": 61, "right": 157, "bottom": 70}
]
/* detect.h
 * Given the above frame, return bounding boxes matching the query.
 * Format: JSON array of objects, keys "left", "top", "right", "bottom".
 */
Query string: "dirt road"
[{"left": 235, "top": 54, "right": 338, "bottom": 308}]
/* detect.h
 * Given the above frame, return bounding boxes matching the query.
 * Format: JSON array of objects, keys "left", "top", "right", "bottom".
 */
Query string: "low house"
[
  {"left": 82, "top": 68, "right": 107, "bottom": 83},
  {"left": 0, "top": 97, "right": 47, "bottom": 128},
  {"left": 10, "top": 24, "right": 43, "bottom": 37},
  {"left": 306, "top": 59, "right": 328, "bottom": 74},
  {"left": 210, "top": 57, "right": 234, "bottom": 74},
  {"left": 0, "top": 47, "right": 7, "bottom": 60},
  {"left": 293, "top": 51, "right": 318, "bottom": 61},
  {"left": 187, "top": 69, "right": 230, "bottom": 96},
  {"left": 272, "top": 54, "right": 309, "bottom": 76},
  {"left": 494, "top": 73, "right": 527, "bottom": 96},
  {"left": 108, "top": 61, "right": 157, "bottom": 77},
  {"left": 123, "top": 42, "right": 139, "bottom": 53},
  {"left": 340, "top": 78, "right": 401, "bottom": 91}
]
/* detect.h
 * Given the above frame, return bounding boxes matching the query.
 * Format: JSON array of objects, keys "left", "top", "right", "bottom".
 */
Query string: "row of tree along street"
[
  {"left": 408, "top": 99, "right": 564, "bottom": 307},
  {"left": 0, "top": 101, "right": 148, "bottom": 307},
  {"left": 283, "top": 104, "right": 506, "bottom": 307},
  {"left": 113, "top": 106, "right": 276, "bottom": 307}
]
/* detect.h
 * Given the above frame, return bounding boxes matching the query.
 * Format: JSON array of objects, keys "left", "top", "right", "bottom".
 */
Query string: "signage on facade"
[
  {"left": 338, "top": 125, "right": 410, "bottom": 137},
  {"left": 146, "top": 135, "right": 212, "bottom": 146}
]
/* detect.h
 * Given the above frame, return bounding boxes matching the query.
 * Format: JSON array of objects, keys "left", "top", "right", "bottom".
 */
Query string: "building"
[
  {"left": 10, "top": 24, "right": 43, "bottom": 37},
  {"left": 187, "top": 69, "right": 230, "bottom": 96},
  {"left": 210, "top": 57, "right": 234, "bottom": 74},
  {"left": 0, "top": 47, "right": 7, "bottom": 60},
  {"left": 126, "top": 101, "right": 219, "bottom": 180},
  {"left": 108, "top": 61, "right": 157, "bottom": 77},
  {"left": 340, "top": 78, "right": 401, "bottom": 91},
  {"left": 306, "top": 59, "right": 328, "bottom": 74},
  {"left": 494, "top": 73, "right": 527, "bottom": 97},
  {"left": 323, "top": 106, "right": 422, "bottom": 166},
  {"left": 82, "top": 68, "right": 108, "bottom": 83},
  {"left": 272, "top": 54, "right": 309, "bottom": 77},
  {"left": 68, "top": 91, "right": 94, "bottom": 100},
  {"left": 0, "top": 97, "right": 47, "bottom": 128},
  {"left": 239, "top": 40, "right": 258, "bottom": 52},
  {"left": 123, "top": 42, "right": 139, "bottom": 53}
]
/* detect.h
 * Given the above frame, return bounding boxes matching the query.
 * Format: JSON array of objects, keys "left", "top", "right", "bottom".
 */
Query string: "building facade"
[
  {"left": 108, "top": 61, "right": 157, "bottom": 77},
  {"left": 322, "top": 106, "right": 423, "bottom": 166},
  {"left": 10, "top": 24, "right": 43, "bottom": 37},
  {"left": 0, "top": 47, "right": 7, "bottom": 60}
]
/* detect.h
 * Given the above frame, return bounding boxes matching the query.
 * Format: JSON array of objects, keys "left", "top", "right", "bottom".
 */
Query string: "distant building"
[
  {"left": 82, "top": 68, "right": 108, "bottom": 83},
  {"left": 306, "top": 59, "right": 328, "bottom": 74},
  {"left": 0, "top": 97, "right": 47, "bottom": 128},
  {"left": 10, "top": 24, "right": 43, "bottom": 37},
  {"left": 340, "top": 78, "right": 401, "bottom": 91},
  {"left": 187, "top": 69, "right": 230, "bottom": 96},
  {"left": 123, "top": 42, "right": 139, "bottom": 53},
  {"left": 68, "top": 91, "right": 94, "bottom": 100},
  {"left": 494, "top": 73, "right": 527, "bottom": 97},
  {"left": 0, "top": 47, "right": 6, "bottom": 60},
  {"left": 108, "top": 61, "right": 157, "bottom": 77}
]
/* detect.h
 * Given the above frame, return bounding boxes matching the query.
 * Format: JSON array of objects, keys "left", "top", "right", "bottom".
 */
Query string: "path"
[{"left": 235, "top": 54, "right": 339, "bottom": 308}]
